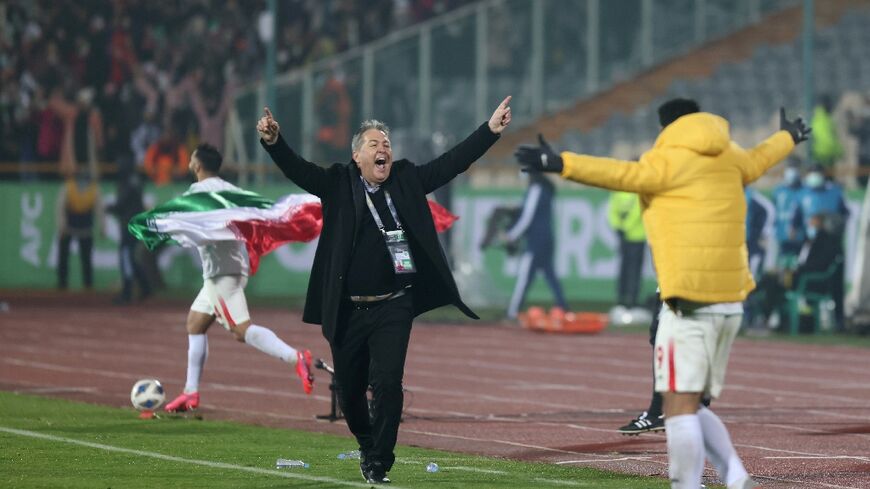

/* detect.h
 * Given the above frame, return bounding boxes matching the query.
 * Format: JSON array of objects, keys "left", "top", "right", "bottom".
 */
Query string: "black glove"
[
  {"left": 780, "top": 107, "right": 812, "bottom": 144},
  {"left": 514, "top": 134, "right": 563, "bottom": 173}
]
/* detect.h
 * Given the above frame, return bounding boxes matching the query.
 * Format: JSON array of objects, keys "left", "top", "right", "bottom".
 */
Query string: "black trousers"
[
  {"left": 617, "top": 236, "right": 645, "bottom": 307},
  {"left": 119, "top": 239, "right": 150, "bottom": 301},
  {"left": 858, "top": 155, "right": 870, "bottom": 188},
  {"left": 331, "top": 293, "right": 413, "bottom": 472},
  {"left": 832, "top": 260, "right": 845, "bottom": 332},
  {"left": 647, "top": 297, "right": 663, "bottom": 415},
  {"left": 507, "top": 248, "right": 568, "bottom": 318},
  {"left": 57, "top": 233, "right": 93, "bottom": 289}
]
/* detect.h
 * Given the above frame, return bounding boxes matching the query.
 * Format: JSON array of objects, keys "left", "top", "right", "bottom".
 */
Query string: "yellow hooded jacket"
[{"left": 561, "top": 113, "right": 794, "bottom": 303}]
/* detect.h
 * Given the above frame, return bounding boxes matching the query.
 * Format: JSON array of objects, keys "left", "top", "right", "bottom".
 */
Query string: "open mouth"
[{"left": 375, "top": 157, "right": 387, "bottom": 168}]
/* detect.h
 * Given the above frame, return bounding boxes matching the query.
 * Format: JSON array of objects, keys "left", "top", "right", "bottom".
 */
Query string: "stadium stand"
[
  {"left": 0, "top": 0, "right": 475, "bottom": 180},
  {"left": 549, "top": 5, "right": 870, "bottom": 172}
]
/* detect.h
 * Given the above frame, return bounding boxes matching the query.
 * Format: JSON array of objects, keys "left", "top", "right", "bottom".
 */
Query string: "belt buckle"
[
  {"left": 351, "top": 294, "right": 386, "bottom": 303},
  {"left": 350, "top": 287, "right": 408, "bottom": 307}
]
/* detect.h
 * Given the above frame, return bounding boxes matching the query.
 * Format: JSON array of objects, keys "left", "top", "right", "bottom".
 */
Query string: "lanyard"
[{"left": 363, "top": 185, "right": 403, "bottom": 232}]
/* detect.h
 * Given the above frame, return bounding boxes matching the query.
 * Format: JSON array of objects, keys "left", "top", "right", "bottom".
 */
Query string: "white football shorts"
[
  {"left": 653, "top": 305, "right": 742, "bottom": 399},
  {"left": 190, "top": 275, "right": 250, "bottom": 330}
]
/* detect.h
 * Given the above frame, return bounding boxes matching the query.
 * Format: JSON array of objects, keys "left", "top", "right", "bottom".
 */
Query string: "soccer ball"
[{"left": 130, "top": 379, "right": 165, "bottom": 411}]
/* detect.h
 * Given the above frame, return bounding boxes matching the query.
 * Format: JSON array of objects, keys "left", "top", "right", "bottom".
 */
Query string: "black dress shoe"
[{"left": 360, "top": 461, "right": 391, "bottom": 484}]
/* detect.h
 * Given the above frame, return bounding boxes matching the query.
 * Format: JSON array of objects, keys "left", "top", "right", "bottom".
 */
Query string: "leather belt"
[
  {"left": 666, "top": 298, "right": 710, "bottom": 316},
  {"left": 350, "top": 287, "right": 408, "bottom": 303}
]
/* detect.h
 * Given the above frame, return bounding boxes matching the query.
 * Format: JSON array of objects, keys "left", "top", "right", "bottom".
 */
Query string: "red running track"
[{"left": 1, "top": 292, "right": 869, "bottom": 488}]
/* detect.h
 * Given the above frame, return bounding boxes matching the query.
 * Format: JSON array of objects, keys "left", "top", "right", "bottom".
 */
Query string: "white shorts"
[
  {"left": 653, "top": 305, "right": 742, "bottom": 399},
  {"left": 190, "top": 275, "right": 250, "bottom": 330}
]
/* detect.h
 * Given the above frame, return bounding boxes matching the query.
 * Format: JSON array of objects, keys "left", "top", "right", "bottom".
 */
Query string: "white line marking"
[
  {"left": 532, "top": 478, "right": 592, "bottom": 486},
  {"left": 555, "top": 457, "right": 654, "bottom": 464},
  {"left": 759, "top": 421, "right": 870, "bottom": 441},
  {"left": 534, "top": 420, "right": 644, "bottom": 435},
  {"left": 393, "top": 457, "right": 476, "bottom": 464},
  {"left": 444, "top": 466, "right": 508, "bottom": 475},
  {"left": 17, "top": 387, "right": 99, "bottom": 394},
  {"left": 0, "top": 426, "right": 394, "bottom": 488},
  {"left": 402, "top": 429, "right": 655, "bottom": 460},
  {"left": 6, "top": 324, "right": 870, "bottom": 489},
  {"left": 410, "top": 354, "right": 870, "bottom": 405},
  {"left": 735, "top": 441, "right": 870, "bottom": 460},
  {"left": 0, "top": 426, "right": 646, "bottom": 488},
  {"left": 754, "top": 474, "right": 863, "bottom": 489},
  {"left": 2, "top": 358, "right": 330, "bottom": 403},
  {"left": 805, "top": 409, "right": 870, "bottom": 422},
  {"left": 765, "top": 456, "right": 870, "bottom": 461},
  {"left": 8, "top": 355, "right": 865, "bottom": 463},
  {"left": 403, "top": 429, "right": 585, "bottom": 456}
]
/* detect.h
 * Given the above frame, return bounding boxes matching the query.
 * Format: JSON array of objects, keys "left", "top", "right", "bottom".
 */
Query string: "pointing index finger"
[
  {"left": 499, "top": 95, "right": 512, "bottom": 110},
  {"left": 264, "top": 107, "right": 274, "bottom": 120}
]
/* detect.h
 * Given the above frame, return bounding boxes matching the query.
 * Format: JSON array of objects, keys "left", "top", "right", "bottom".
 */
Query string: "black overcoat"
[{"left": 262, "top": 122, "right": 499, "bottom": 343}]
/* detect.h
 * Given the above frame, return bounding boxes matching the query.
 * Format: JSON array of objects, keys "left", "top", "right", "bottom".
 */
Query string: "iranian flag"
[{"left": 128, "top": 190, "right": 458, "bottom": 275}]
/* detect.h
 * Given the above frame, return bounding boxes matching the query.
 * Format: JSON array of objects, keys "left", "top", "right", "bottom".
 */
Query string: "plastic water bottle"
[
  {"left": 276, "top": 458, "right": 309, "bottom": 469},
  {"left": 819, "top": 299, "right": 835, "bottom": 331},
  {"left": 426, "top": 462, "right": 439, "bottom": 473}
]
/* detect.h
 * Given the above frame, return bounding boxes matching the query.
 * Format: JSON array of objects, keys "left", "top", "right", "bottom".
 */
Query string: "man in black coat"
[
  {"left": 756, "top": 212, "right": 844, "bottom": 332},
  {"left": 257, "top": 97, "right": 512, "bottom": 484},
  {"left": 106, "top": 159, "right": 151, "bottom": 304}
]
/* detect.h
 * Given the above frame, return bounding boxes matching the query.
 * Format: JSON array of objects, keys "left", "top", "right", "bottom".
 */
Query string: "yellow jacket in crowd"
[
  {"left": 561, "top": 113, "right": 794, "bottom": 303},
  {"left": 607, "top": 191, "right": 646, "bottom": 242}
]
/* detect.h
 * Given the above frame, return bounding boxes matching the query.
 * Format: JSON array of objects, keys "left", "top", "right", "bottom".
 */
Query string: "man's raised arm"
[{"left": 258, "top": 107, "right": 330, "bottom": 197}]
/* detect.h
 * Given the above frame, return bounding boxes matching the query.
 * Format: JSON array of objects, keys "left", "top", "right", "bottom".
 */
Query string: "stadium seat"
[
  {"left": 783, "top": 256, "right": 843, "bottom": 335},
  {"left": 554, "top": 5, "right": 870, "bottom": 168}
]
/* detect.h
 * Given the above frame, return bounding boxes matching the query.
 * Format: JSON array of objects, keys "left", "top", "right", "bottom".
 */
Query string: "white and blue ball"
[{"left": 130, "top": 379, "right": 165, "bottom": 411}]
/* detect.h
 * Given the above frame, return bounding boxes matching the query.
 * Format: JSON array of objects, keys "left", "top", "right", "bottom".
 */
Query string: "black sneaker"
[
  {"left": 360, "top": 461, "right": 391, "bottom": 484},
  {"left": 618, "top": 411, "right": 665, "bottom": 435}
]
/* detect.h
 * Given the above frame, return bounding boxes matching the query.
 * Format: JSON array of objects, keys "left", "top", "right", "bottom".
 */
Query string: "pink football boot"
[
  {"left": 164, "top": 391, "right": 200, "bottom": 412},
  {"left": 295, "top": 350, "right": 314, "bottom": 394}
]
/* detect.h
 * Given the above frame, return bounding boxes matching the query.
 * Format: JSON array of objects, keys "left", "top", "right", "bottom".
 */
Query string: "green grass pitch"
[{"left": 0, "top": 391, "right": 680, "bottom": 488}]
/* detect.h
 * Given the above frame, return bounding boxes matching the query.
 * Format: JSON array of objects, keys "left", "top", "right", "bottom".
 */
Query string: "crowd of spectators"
[{"left": 0, "top": 0, "right": 473, "bottom": 181}]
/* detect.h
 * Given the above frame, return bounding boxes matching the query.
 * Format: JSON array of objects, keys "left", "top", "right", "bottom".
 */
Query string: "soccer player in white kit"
[
  {"left": 164, "top": 143, "right": 314, "bottom": 412},
  {"left": 516, "top": 100, "right": 811, "bottom": 488}
]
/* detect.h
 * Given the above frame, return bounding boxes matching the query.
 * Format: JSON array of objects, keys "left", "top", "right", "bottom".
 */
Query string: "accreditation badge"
[{"left": 384, "top": 230, "right": 416, "bottom": 274}]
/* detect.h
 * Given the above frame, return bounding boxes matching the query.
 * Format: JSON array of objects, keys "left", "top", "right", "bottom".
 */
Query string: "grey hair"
[{"left": 351, "top": 119, "right": 390, "bottom": 152}]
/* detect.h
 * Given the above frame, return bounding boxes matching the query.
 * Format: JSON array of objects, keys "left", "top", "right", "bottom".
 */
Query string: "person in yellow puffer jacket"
[{"left": 516, "top": 98, "right": 811, "bottom": 489}]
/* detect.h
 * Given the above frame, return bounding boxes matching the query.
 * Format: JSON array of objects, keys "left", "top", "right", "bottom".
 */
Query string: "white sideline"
[
  {"left": 532, "top": 478, "right": 593, "bottom": 487},
  {"left": 555, "top": 457, "right": 654, "bottom": 464},
  {"left": 0, "top": 426, "right": 395, "bottom": 488},
  {"left": 1, "top": 426, "right": 603, "bottom": 488}
]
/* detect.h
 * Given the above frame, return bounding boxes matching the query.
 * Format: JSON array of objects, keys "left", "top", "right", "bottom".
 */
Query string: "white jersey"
[{"left": 185, "top": 177, "right": 250, "bottom": 279}]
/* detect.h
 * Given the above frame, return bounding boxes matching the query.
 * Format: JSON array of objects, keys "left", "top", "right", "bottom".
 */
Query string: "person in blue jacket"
[
  {"left": 503, "top": 170, "right": 568, "bottom": 319},
  {"left": 745, "top": 187, "right": 773, "bottom": 280},
  {"left": 744, "top": 187, "right": 773, "bottom": 329},
  {"left": 794, "top": 166, "right": 849, "bottom": 231},
  {"left": 772, "top": 159, "right": 805, "bottom": 262}
]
